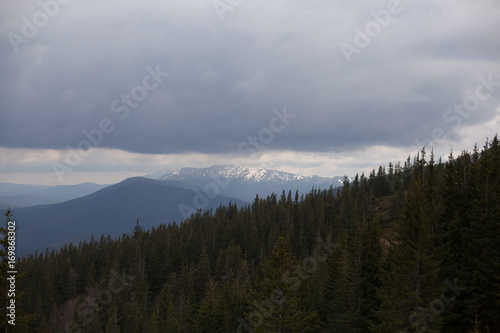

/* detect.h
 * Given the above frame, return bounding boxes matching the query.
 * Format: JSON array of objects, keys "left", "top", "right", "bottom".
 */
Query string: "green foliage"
[
  {"left": 372, "top": 175, "right": 442, "bottom": 332},
  {"left": 252, "top": 237, "right": 316, "bottom": 333},
  {"left": 320, "top": 236, "right": 352, "bottom": 331},
  {"left": 360, "top": 219, "right": 383, "bottom": 329},
  {"left": 194, "top": 279, "right": 230, "bottom": 332}
]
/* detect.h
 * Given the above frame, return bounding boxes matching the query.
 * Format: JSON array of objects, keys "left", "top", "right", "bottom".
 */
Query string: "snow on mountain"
[
  {"left": 158, "top": 164, "right": 350, "bottom": 186},
  {"left": 156, "top": 164, "right": 351, "bottom": 202}
]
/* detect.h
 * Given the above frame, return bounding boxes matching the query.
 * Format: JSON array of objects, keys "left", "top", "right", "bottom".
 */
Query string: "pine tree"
[
  {"left": 438, "top": 150, "right": 473, "bottom": 331},
  {"left": 371, "top": 175, "right": 441, "bottom": 332},
  {"left": 147, "top": 281, "right": 182, "bottom": 332},
  {"left": 320, "top": 236, "right": 351, "bottom": 331},
  {"left": 194, "top": 242, "right": 211, "bottom": 303},
  {"left": 252, "top": 237, "right": 315, "bottom": 333},
  {"left": 462, "top": 136, "right": 500, "bottom": 331},
  {"left": 360, "top": 219, "right": 383, "bottom": 330},
  {"left": 194, "top": 279, "right": 231, "bottom": 332}
]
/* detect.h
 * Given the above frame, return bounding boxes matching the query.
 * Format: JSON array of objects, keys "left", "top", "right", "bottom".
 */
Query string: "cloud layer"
[{"left": 1, "top": 0, "right": 499, "bottom": 183}]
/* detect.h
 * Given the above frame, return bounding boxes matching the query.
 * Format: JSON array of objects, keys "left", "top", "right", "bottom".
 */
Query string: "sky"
[{"left": 1, "top": 0, "right": 499, "bottom": 185}]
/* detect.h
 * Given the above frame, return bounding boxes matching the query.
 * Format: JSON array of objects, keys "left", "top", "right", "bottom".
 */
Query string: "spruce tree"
[
  {"left": 360, "top": 219, "right": 383, "bottom": 330},
  {"left": 147, "top": 281, "right": 182, "bottom": 332},
  {"left": 320, "top": 236, "right": 352, "bottom": 331},
  {"left": 371, "top": 175, "right": 441, "bottom": 332},
  {"left": 462, "top": 136, "right": 500, "bottom": 331},
  {"left": 194, "top": 279, "right": 230, "bottom": 332},
  {"left": 252, "top": 237, "right": 315, "bottom": 333}
]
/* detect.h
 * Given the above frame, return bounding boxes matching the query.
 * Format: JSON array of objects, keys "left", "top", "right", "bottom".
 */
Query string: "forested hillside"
[{"left": 3, "top": 136, "right": 499, "bottom": 332}]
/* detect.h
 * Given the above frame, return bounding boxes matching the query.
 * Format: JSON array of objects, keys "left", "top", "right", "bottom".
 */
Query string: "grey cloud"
[{"left": 0, "top": 0, "right": 499, "bottom": 156}]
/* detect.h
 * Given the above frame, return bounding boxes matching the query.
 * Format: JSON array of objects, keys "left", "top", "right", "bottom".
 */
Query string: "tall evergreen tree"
[
  {"left": 320, "top": 236, "right": 352, "bottom": 331},
  {"left": 360, "top": 219, "right": 383, "bottom": 330},
  {"left": 372, "top": 174, "right": 441, "bottom": 332},
  {"left": 462, "top": 136, "right": 500, "bottom": 331},
  {"left": 252, "top": 237, "right": 315, "bottom": 333},
  {"left": 194, "top": 279, "right": 231, "bottom": 332}
]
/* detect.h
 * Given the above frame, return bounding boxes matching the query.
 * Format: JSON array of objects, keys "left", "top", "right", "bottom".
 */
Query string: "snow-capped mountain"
[{"left": 157, "top": 165, "right": 350, "bottom": 202}]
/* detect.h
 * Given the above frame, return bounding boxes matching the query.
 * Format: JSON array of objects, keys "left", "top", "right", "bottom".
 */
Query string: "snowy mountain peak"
[{"left": 157, "top": 164, "right": 349, "bottom": 185}]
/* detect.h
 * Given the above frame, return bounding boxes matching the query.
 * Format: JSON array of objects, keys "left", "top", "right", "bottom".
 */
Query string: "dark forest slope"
[{"left": 14, "top": 177, "right": 247, "bottom": 255}]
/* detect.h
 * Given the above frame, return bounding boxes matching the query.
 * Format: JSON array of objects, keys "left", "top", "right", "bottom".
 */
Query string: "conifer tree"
[
  {"left": 253, "top": 237, "right": 315, "bottom": 333},
  {"left": 194, "top": 279, "right": 230, "bottom": 332},
  {"left": 360, "top": 219, "right": 383, "bottom": 330},
  {"left": 462, "top": 136, "right": 500, "bottom": 331},
  {"left": 320, "top": 236, "right": 352, "bottom": 331},
  {"left": 371, "top": 174, "right": 441, "bottom": 332},
  {"left": 147, "top": 281, "right": 182, "bottom": 332}
]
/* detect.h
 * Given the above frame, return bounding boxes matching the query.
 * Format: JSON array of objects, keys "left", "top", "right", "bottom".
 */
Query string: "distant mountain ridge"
[
  {"left": 159, "top": 165, "right": 326, "bottom": 182},
  {"left": 0, "top": 182, "right": 108, "bottom": 209},
  {"left": 157, "top": 164, "right": 351, "bottom": 202}
]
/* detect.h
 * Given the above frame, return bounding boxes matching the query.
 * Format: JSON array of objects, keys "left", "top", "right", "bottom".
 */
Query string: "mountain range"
[
  {"left": 6, "top": 165, "right": 349, "bottom": 256},
  {"left": 0, "top": 182, "right": 108, "bottom": 209},
  {"left": 157, "top": 164, "right": 350, "bottom": 202}
]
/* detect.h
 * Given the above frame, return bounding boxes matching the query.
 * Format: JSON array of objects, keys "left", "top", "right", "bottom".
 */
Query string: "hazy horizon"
[{"left": 1, "top": 0, "right": 499, "bottom": 185}]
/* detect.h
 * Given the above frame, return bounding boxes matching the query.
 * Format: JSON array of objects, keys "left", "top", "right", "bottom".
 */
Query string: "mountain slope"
[{"left": 14, "top": 177, "right": 246, "bottom": 256}]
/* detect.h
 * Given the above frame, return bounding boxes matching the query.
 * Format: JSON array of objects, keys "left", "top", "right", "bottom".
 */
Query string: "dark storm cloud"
[{"left": 1, "top": 0, "right": 499, "bottom": 155}]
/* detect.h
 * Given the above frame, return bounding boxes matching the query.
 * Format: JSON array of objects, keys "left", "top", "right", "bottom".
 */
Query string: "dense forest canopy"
[{"left": 1, "top": 135, "right": 499, "bottom": 332}]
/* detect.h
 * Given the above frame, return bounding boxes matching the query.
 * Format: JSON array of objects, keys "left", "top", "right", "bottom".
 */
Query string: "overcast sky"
[{"left": 1, "top": 0, "right": 499, "bottom": 185}]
